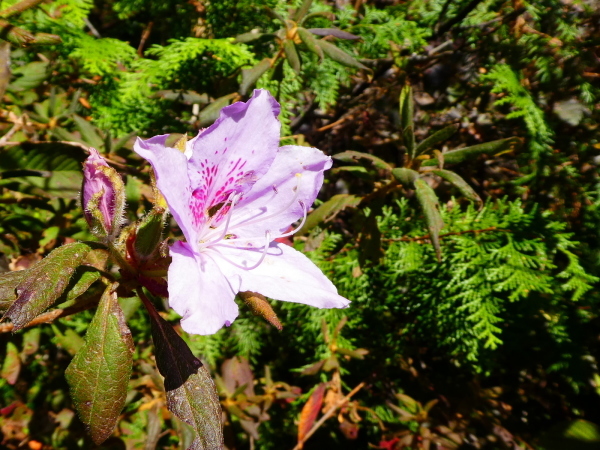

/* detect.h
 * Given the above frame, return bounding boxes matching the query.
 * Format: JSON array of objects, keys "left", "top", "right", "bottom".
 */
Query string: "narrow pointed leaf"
[
  {"left": 283, "top": 39, "right": 301, "bottom": 74},
  {"left": 421, "top": 137, "right": 522, "bottom": 166},
  {"left": 307, "top": 28, "right": 360, "bottom": 40},
  {"left": 432, "top": 169, "right": 482, "bottom": 204},
  {"left": 234, "top": 31, "right": 264, "bottom": 43},
  {"left": 293, "top": 0, "right": 313, "bottom": 21},
  {"left": 198, "top": 93, "right": 237, "bottom": 127},
  {"left": 399, "top": 85, "right": 413, "bottom": 133},
  {"left": 73, "top": 115, "right": 104, "bottom": 149},
  {"left": 297, "top": 194, "right": 361, "bottom": 236},
  {"left": 3, "top": 242, "right": 92, "bottom": 330},
  {"left": 298, "top": 383, "right": 326, "bottom": 444},
  {"left": 316, "top": 39, "right": 367, "bottom": 70},
  {"left": 240, "top": 58, "right": 271, "bottom": 95},
  {"left": 297, "top": 27, "right": 324, "bottom": 61},
  {"left": 415, "top": 124, "right": 459, "bottom": 155},
  {"left": 392, "top": 167, "right": 419, "bottom": 186},
  {"left": 333, "top": 150, "right": 392, "bottom": 170},
  {"left": 414, "top": 179, "right": 444, "bottom": 261},
  {"left": 145, "top": 299, "right": 223, "bottom": 449},
  {"left": 399, "top": 86, "right": 415, "bottom": 157},
  {"left": 65, "top": 285, "right": 134, "bottom": 445}
]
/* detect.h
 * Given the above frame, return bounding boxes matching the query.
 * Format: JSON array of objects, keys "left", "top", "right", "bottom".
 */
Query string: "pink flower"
[
  {"left": 82, "top": 148, "right": 125, "bottom": 240},
  {"left": 134, "top": 90, "right": 349, "bottom": 335}
]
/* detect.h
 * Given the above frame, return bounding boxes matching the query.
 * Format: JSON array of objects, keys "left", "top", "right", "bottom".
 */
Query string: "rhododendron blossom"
[{"left": 134, "top": 89, "right": 349, "bottom": 335}]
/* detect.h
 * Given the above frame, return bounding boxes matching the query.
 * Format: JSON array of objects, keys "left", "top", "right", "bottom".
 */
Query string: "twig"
[
  {"left": 316, "top": 116, "right": 348, "bottom": 132},
  {"left": 292, "top": 382, "right": 365, "bottom": 450},
  {"left": 382, "top": 227, "right": 511, "bottom": 242},
  {"left": 137, "top": 21, "right": 154, "bottom": 56},
  {"left": 0, "top": 297, "right": 100, "bottom": 333}
]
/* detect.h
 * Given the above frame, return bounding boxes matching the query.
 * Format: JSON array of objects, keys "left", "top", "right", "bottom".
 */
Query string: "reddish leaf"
[{"left": 297, "top": 383, "right": 326, "bottom": 445}]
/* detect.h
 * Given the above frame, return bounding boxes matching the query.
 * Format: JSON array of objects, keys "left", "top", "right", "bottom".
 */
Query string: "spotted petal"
[
  {"left": 185, "top": 89, "right": 281, "bottom": 231},
  {"left": 226, "top": 145, "right": 332, "bottom": 241}
]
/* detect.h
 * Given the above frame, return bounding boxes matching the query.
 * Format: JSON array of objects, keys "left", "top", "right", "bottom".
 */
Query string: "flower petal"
[
  {"left": 186, "top": 90, "right": 281, "bottom": 230},
  {"left": 169, "top": 241, "right": 241, "bottom": 335},
  {"left": 133, "top": 135, "right": 199, "bottom": 245},
  {"left": 215, "top": 242, "right": 350, "bottom": 309},
  {"left": 227, "top": 145, "right": 332, "bottom": 241}
]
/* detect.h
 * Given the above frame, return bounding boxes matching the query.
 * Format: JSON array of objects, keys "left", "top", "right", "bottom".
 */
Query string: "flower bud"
[{"left": 82, "top": 148, "right": 125, "bottom": 240}]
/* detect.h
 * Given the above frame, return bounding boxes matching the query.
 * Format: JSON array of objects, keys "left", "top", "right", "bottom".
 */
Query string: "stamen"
[
  {"left": 200, "top": 193, "right": 240, "bottom": 245},
  {"left": 273, "top": 201, "right": 307, "bottom": 239},
  {"left": 212, "top": 232, "right": 272, "bottom": 270},
  {"left": 228, "top": 173, "right": 303, "bottom": 231}
]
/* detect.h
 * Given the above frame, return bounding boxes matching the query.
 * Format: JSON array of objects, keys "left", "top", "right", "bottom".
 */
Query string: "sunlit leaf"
[
  {"left": 0, "top": 270, "right": 28, "bottom": 312},
  {"left": 65, "top": 285, "right": 134, "bottom": 444},
  {"left": 2, "top": 242, "right": 92, "bottom": 330},
  {"left": 297, "top": 383, "right": 325, "bottom": 444}
]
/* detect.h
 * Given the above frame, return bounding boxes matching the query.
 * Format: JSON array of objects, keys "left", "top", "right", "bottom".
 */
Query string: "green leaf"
[
  {"left": 240, "top": 58, "right": 271, "bottom": 95},
  {"left": 234, "top": 31, "right": 265, "bottom": 43},
  {"left": 391, "top": 167, "right": 419, "bottom": 186},
  {"left": 432, "top": 169, "right": 482, "bottom": 204},
  {"left": 414, "top": 178, "right": 444, "bottom": 261},
  {"left": 198, "top": 93, "right": 237, "bottom": 127},
  {"left": 145, "top": 299, "right": 223, "bottom": 449},
  {"left": 297, "top": 27, "right": 324, "bottom": 61},
  {"left": 73, "top": 115, "right": 104, "bottom": 149},
  {"left": 0, "top": 142, "right": 86, "bottom": 172},
  {"left": 297, "top": 194, "right": 361, "bottom": 236},
  {"left": 8, "top": 61, "right": 48, "bottom": 91},
  {"left": 65, "top": 285, "right": 134, "bottom": 445},
  {"left": 540, "top": 420, "right": 600, "bottom": 450},
  {"left": 415, "top": 124, "right": 459, "bottom": 156},
  {"left": 399, "top": 85, "right": 415, "bottom": 157},
  {"left": 333, "top": 150, "right": 392, "bottom": 170},
  {"left": 3, "top": 171, "right": 83, "bottom": 199},
  {"left": 421, "top": 137, "right": 522, "bottom": 167},
  {"left": 134, "top": 207, "right": 167, "bottom": 262},
  {"left": 52, "top": 324, "right": 85, "bottom": 356},
  {"left": 307, "top": 28, "right": 360, "bottom": 40},
  {"left": 283, "top": 39, "right": 301, "bottom": 74},
  {"left": 293, "top": 0, "right": 313, "bottom": 21},
  {"left": 1, "top": 341, "right": 21, "bottom": 385},
  {"left": 316, "top": 39, "right": 367, "bottom": 70},
  {"left": 2, "top": 242, "right": 92, "bottom": 330}
]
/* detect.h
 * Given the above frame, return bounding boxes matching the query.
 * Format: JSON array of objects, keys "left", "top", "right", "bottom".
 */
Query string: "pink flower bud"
[{"left": 82, "top": 148, "right": 125, "bottom": 240}]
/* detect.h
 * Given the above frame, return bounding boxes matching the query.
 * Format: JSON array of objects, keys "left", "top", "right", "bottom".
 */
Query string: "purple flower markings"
[{"left": 134, "top": 89, "right": 350, "bottom": 335}]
